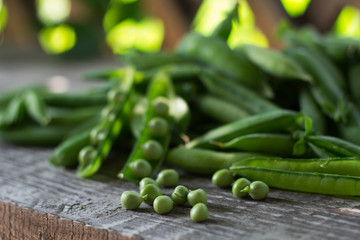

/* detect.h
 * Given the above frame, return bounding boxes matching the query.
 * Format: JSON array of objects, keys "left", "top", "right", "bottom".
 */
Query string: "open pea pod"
[
  {"left": 118, "top": 72, "right": 175, "bottom": 182},
  {"left": 231, "top": 156, "right": 360, "bottom": 177},
  {"left": 76, "top": 67, "right": 135, "bottom": 178},
  {"left": 186, "top": 109, "right": 301, "bottom": 149},
  {"left": 230, "top": 166, "right": 360, "bottom": 196}
]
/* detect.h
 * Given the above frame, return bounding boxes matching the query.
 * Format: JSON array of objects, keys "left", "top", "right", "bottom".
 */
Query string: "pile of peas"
[{"left": 120, "top": 169, "right": 209, "bottom": 222}]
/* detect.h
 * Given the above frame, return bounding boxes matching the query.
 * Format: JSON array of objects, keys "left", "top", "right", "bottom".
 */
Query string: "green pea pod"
[
  {"left": 196, "top": 95, "right": 250, "bottom": 123},
  {"left": 211, "top": 3, "right": 239, "bottom": 40},
  {"left": 322, "top": 35, "right": 360, "bottom": 62},
  {"left": 129, "top": 95, "right": 147, "bottom": 139},
  {"left": 4, "top": 95, "right": 26, "bottom": 126},
  {"left": 24, "top": 90, "right": 50, "bottom": 126},
  {"left": 77, "top": 67, "right": 135, "bottom": 178},
  {"left": 306, "top": 135, "right": 360, "bottom": 157},
  {"left": 166, "top": 147, "right": 268, "bottom": 175},
  {"left": 349, "top": 64, "right": 360, "bottom": 107},
  {"left": 230, "top": 166, "right": 360, "bottom": 196},
  {"left": 186, "top": 109, "right": 300, "bottom": 149},
  {"left": 49, "top": 130, "right": 91, "bottom": 167},
  {"left": 0, "top": 124, "right": 74, "bottom": 146},
  {"left": 176, "top": 32, "right": 270, "bottom": 96},
  {"left": 242, "top": 45, "right": 312, "bottom": 82},
  {"left": 0, "top": 84, "right": 46, "bottom": 108},
  {"left": 142, "top": 63, "right": 202, "bottom": 81},
  {"left": 299, "top": 88, "right": 326, "bottom": 134},
  {"left": 286, "top": 46, "right": 348, "bottom": 122},
  {"left": 44, "top": 92, "right": 107, "bottom": 108},
  {"left": 118, "top": 72, "right": 174, "bottom": 182},
  {"left": 307, "top": 142, "right": 337, "bottom": 158},
  {"left": 214, "top": 133, "right": 295, "bottom": 157},
  {"left": 200, "top": 69, "right": 279, "bottom": 115},
  {"left": 48, "top": 106, "right": 103, "bottom": 125},
  {"left": 231, "top": 156, "right": 360, "bottom": 176},
  {"left": 124, "top": 51, "right": 188, "bottom": 70}
]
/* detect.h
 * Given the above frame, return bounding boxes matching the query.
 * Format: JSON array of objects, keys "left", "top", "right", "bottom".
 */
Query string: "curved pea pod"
[
  {"left": 4, "top": 95, "right": 26, "bottom": 126},
  {"left": 186, "top": 109, "right": 300, "bottom": 149},
  {"left": 77, "top": 67, "right": 135, "bottom": 178},
  {"left": 24, "top": 90, "right": 50, "bottom": 126},
  {"left": 48, "top": 106, "right": 103, "bottom": 126},
  {"left": 286, "top": 46, "right": 348, "bottom": 122},
  {"left": 242, "top": 45, "right": 312, "bottom": 82},
  {"left": 299, "top": 88, "right": 326, "bottom": 134},
  {"left": 231, "top": 156, "right": 360, "bottom": 177},
  {"left": 124, "top": 51, "right": 188, "bottom": 70},
  {"left": 306, "top": 135, "right": 360, "bottom": 157},
  {"left": 200, "top": 69, "right": 278, "bottom": 115},
  {"left": 196, "top": 95, "right": 250, "bottom": 123},
  {"left": 0, "top": 124, "right": 74, "bottom": 146},
  {"left": 230, "top": 166, "right": 360, "bottom": 196},
  {"left": 166, "top": 147, "right": 268, "bottom": 175},
  {"left": 43, "top": 91, "right": 107, "bottom": 108},
  {"left": 49, "top": 130, "right": 91, "bottom": 167},
  {"left": 176, "top": 32, "right": 270, "bottom": 96},
  {"left": 349, "top": 64, "right": 360, "bottom": 107},
  {"left": 214, "top": 133, "right": 295, "bottom": 157},
  {"left": 118, "top": 72, "right": 175, "bottom": 182},
  {"left": 0, "top": 84, "right": 46, "bottom": 109}
]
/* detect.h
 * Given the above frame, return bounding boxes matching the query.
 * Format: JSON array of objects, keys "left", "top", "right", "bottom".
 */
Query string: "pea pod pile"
[{"left": 1, "top": 4, "right": 360, "bottom": 198}]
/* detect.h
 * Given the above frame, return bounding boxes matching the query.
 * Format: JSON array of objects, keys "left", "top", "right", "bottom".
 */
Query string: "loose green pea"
[
  {"left": 129, "top": 159, "right": 153, "bottom": 178},
  {"left": 248, "top": 181, "right": 269, "bottom": 200},
  {"left": 212, "top": 169, "right": 234, "bottom": 188},
  {"left": 141, "top": 140, "right": 164, "bottom": 161},
  {"left": 78, "top": 146, "right": 97, "bottom": 166},
  {"left": 90, "top": 126, "right": 108, "bottom": 145},
  {"left": 140, "top": 184, "right": 163, "bottom": 205},
  {"left": 152, "top": 97, "right": 169, "bottom": 116},
  {"left": 147, "top": 117, "right": 169, "bottom": 137},
  {"left": 232, "top": 178, "right": 251, "bottom": 198},
  {"left": 139, "top": 177, "right": 158, "bottom": 190},
  {"left": 171, "top": 185, "right": 190, "bottom": 205},
  {"left": 153, "top": 195, "right": 173, "bottom": 214},
  {"left": 156, "top": 169, "right": 179, "bottom": 187},
  {"left": 120, "top": 191, "right": 143, "bottom": 210},
  {"left": 107, "top": 89, "right": 124, "bottom": 103},
  {"left": 187, "top": 189, "right": 207, "bottom": 206},
  {"left": 190, "top": 203, "right": 209, "bottom": 222}
]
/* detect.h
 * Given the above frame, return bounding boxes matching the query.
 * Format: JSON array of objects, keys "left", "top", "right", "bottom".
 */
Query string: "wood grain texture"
[
  {"left": 1, "top": 143, "right": 360, "bottom": 240},
  {"left": 1, "top": 57, "right": 360, "bottom": 240}
]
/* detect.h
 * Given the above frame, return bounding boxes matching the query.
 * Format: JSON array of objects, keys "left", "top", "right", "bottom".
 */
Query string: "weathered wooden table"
[{"left": 1, "top": 52, "right": 360, "bottom": 240}]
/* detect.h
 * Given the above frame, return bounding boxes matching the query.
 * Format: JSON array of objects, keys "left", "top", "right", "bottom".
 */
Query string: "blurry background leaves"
[{"left": 0, "top": 0, "right": 359, "bottom": 59}]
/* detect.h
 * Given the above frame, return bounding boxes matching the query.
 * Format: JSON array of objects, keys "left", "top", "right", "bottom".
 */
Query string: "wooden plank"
[{"left": 1, "top": 143, "right": 360, "bottom": 240}]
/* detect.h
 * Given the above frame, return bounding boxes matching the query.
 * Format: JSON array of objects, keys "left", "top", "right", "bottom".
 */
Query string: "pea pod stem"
[{"left": 230, "top": 166, "right": 360, "bottom": 196}]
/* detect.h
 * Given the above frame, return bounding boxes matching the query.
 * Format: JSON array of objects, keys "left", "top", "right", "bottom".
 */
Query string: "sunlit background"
[{"left": 0, "top": 0, "right": 359, "bottom": 58}]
